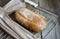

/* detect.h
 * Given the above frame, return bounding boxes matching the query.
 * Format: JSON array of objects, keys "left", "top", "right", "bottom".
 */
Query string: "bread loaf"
[{"left": 15, "top": 8, "right": 47, "bottom": 32}]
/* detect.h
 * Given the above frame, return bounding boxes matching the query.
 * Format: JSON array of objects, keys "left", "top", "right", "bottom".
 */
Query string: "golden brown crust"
[{"left": 15, "top": 8, "right": 47, "bottom": 32}]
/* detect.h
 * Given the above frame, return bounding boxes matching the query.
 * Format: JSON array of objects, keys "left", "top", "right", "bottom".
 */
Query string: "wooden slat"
[
  {"left": 55, "top": 23, "right": 60, "bottom": 39},
  {"left": 38, "top": 0, "right": 49, "bottom": 10},
  {"left": 44, "top": 26, "right": 56, "bottom": 39}
]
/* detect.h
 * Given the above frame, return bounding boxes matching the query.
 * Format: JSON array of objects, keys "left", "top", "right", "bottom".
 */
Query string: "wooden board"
[
  {"left": 44, "top": 26, "right": 57, "bottom": 39},
  {"left": 25, "top": 0, "right": 60, "bottom": 39}
]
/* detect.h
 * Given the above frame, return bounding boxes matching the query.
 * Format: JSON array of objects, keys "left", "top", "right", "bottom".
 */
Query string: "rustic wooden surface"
[
  {"left": 29, "top": 0, "right": 60, "bottom": 39},
  {"left": 0, "top": 0, "right": 60, "bottom": 39}
]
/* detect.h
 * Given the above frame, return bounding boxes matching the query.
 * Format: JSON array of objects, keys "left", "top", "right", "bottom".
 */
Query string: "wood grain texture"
[
  {"left": 32, "top": 0, "right": 59, "bottom": 39},
  {"left": 44, "top": 26, "right": 56, "bottom": 39},
  {"left": 43, "top": 24, "right": 60, "bottom": 39},
  {"left": 0, "top": 0, "right": 59, "bottom": 39},
  {"left": 0, "top": 0, "right": 10, "bottom": 7},
  {"left": 38, "top": 0, "right": 49, "bottom": 10}
]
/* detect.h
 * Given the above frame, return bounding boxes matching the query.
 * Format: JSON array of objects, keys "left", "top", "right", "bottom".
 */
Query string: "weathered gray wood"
[
  {"left": 0, "top": 0, "right": 59, "bottom": 39},
  {"left": 44, "top": 26, "right": 57, "bottom": 39},
  {"left": 42, "top": 20, "right": 56, "bottom": 38},
  {"left": 55, "top": 23, "right": 60, "bottom": 39},
  {"left": 43, "top": 23, "right": 60, "bottom": 39},
  {"left": 58, "top": 25, "right": 60, "bottom": 39},
  {"left": 38, "top": 0, "right": 49, "bottom": 10},
  {"left": 25, "top": 0, "right": 60, "bottom": 39},
  {"left": 38, "top": 0, "right": 59, "bottom": 12}
]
